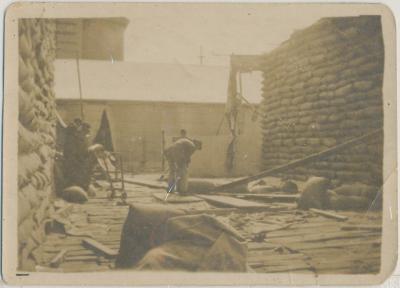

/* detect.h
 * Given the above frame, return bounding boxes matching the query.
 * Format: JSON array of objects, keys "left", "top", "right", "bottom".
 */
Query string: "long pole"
[
  {"left": 215, "top": 114, "right": 225, "bottom": 136},
  {"left": 76, "top": 56, "right": 84, "bottom": 121},
  {"left": 161, "top": 130, "right": 165, "bottom": 170},
  {"left": 238, "top": 72, "right": 243, "bottom": 102},
  {"left": 213, "top": 129, "right": 383, "bottom": 191}
]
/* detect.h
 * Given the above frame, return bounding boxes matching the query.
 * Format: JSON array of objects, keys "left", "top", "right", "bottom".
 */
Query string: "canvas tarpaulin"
[
  {"left": 116, "top": 203, "right": 247, "bottom": 272},
  {"left": 93, "top": 109, "right": 114, "bottom": 151}
]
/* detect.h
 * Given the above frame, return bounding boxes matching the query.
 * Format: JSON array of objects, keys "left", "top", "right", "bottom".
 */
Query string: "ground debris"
[{"left": 33, "top": 178, "right": 381, "bottom": 274}]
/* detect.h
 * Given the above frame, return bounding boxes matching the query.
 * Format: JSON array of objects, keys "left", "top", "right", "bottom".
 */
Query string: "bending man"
[{"left": 164, "top": 137, "right": 202, "bottom": 195}]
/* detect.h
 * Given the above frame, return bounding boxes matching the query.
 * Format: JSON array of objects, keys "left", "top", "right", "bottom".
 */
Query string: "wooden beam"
[
  {"left": 213, "top": 129, "right": 382, "bottom": 191},
  {"left": 152, "top": 193, "right": 203, "bottom": 203},
  {"left": 341, "top": 225, "right": 382, "bottom": 232},
  {"left": 124, "top": 176, "right": 167, "bottom": 189},
  {"left": 82, "top": 238, "right": 118, "bottom": 258},
  {"left": 49, "top": 249, "right": 68, "bottom": 268},
  {"left": 197, "top": 195, "right": 268, "bottom": 209},
  {"left": 309, "top": 208, "right": 348, "bottom": 221},
  {"left": 217, "top": 193, "right": 300, "bottom": 203},
  {"left": 185, "top": 208, "right": 238, "bottom": 215}
]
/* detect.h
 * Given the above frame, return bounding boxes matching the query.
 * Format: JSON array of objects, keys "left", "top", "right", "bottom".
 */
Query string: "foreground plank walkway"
[{"left": 35, "top": 178, "right": 382, "bottom": 274}]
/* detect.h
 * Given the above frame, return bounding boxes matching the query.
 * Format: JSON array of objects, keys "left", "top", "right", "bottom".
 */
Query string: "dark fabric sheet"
[{"left": 116, "top": 203, "right": 247, "bottom": 272}]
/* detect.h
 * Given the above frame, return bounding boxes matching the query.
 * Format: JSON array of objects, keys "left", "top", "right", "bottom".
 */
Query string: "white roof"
[{"left": 54, "top": 59, "right": 262, "bottom": 103}]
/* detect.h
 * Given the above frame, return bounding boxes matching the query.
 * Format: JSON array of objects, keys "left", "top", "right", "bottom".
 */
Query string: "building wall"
[
  {"left": 57, "top": 99, "right": 262, "bottom": 177},
  {"left": 18, "top": 19, "right": 57, "bottom": 270},
  {"left": 260, "top": 16, "right": 383, "bottom": 185}
]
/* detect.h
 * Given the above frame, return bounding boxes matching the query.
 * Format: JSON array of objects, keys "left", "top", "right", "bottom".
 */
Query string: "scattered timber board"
[
  {"left": 124, "top": 177, "right": 167, "bottom": 189},
  {"left": 197, "top": 195, "right": 269, "bottom": 208},
  {"left": 218, "top": 193, "right": 300, "bottom": 203},
  {"left": 341, "top": 225, "right": 382, "bottom": 232},
  {"left": 35, "top": 179, "right": 382, "bottom": 275},
  {"left": 152, "top": 192, "right": 204, "bottom": 203},
  {"left": 238, "top": 194, "right": 300, "bottom": 203},
  {"left": 49, "top": 249, "right": 68, "bottom": 268},
  {"left": 266, "top": 230, "right": 380, "bottom": 245},
  {"left": 309, "top": 208, "right": 348, "bottom": 221}
]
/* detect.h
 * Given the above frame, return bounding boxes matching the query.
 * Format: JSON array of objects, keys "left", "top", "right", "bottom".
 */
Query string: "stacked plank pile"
[
  {"left": 260, "top": 16, "right": 384, "bottom": 186},
  {"left": 18, "top": 19, "right": 57, "bottom": 270}
]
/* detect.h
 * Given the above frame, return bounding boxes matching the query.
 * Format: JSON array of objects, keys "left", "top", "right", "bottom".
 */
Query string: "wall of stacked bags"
[
  {"left": 18, "top": 19, "right": 57, "bottom": 270},
  {"left": 260, "top": 16, "right": 384, "bottom": 186}
]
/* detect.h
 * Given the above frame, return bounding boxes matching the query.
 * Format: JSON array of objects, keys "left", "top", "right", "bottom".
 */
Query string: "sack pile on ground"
[
  {"left": 260, "top": 16, "right": 384, "bottom": 187},
  {"left": 298, "top": 176, "right": 380, "bottom": 211},
  {"left": 18, "top": 19, "right": 57, "bottom": 271},
  {"left": 62, "top": 186, "right": 89, "bottom": 204}
]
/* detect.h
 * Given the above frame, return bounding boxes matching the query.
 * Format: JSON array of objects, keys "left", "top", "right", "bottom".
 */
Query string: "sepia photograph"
[{"left": 2, "top": 2, "right": 397, "bottom": 285}]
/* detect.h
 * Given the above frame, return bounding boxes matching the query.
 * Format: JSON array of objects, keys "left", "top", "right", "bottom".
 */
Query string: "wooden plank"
[
  {"left": 266, "top": 227, "right": 340, "bottom": 240},
  {"left": 185, "top": 208, "right": 239, "bottom": 215},
  {"left": 253, "top": 263, "right": 313, "bottom": 273},
  {"left": 124, "top": 177, "right": 167, "bottom": 189},
  {"left": 267, "top": 230, "right": 380, "bottom": 245},
  {"left": 276, "top": 221, "right": 345, "bottom": 229},
  {"left": 341, "top": 225, "right": 382, "bottom": 232},
  {"left": 247, "top": 242, "right": 281, "bottom": 250},
  {"left": 214, "top": 192, "right": 300, "bottom": 202},
  {"left": 248, "top": 253, "right": 308, "bottom": 262},
  {"left": 65, "top": 255, "right": 99, "bottom": 262},
  {"left": 309, "top": 208, "right": 348, "bottom": 221},
  {"left": 82, "top": 238, "right": 118, "bottom": 258},
  {"left": 49, "top": 249, "right": 68, "bottom": 268},
  {"left": 235, "top": 193, "right": 300, "bottom": 203},
  {"left": 281, "top": 238, "right": 380, "bottom": 251},
  {"left": 152, "top": 192, "right": 204, "bottom": 203},
  {"left": 66, "top": 250, "right": 96, "bottom": 257},
  {"left": 310, "top": 256, "right": 380, "bottom": 273},
  {"left": 303, "top": 245, "right": 381, "bottom": 258},
  {"left": 197, "top": 195, "right": 268, "bottom": 208}
]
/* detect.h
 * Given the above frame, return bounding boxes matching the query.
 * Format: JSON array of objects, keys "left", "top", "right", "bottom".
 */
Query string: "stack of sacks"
[
  {"left": 260, "top": 16, "right": 383, "bottom": 186},
  {"left": 18, "top": 19, "right": 57, "bottom": 271}
]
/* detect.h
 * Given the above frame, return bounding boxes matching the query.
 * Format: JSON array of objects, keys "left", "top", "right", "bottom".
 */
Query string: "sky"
[{"left": 120, "top": 3, "right": 366, "bottom": 66}]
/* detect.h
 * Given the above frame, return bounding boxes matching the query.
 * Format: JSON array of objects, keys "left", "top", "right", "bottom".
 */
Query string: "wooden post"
[
  {"left": 141, "top": 135, "right": 147, "bottom": 169},
  {"left": 114, "top": 153, "right": 118, "bottom": 180},
  {"left": 119, "top": 153, "right": 125, "bottom": 192},
  {"left": 76, "top": 56, "right": 84, "bottom": 121},
  {"left": 161, "top": 130, "right": 165, "bottom": 171},
  {"left": 102, "top": 154, "right": 116, "bottom": 199}
]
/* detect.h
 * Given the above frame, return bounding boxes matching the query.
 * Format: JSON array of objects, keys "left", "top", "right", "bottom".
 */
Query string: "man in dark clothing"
[
  {"left": 63, "top": 119, "right": 95, "bottom": 191},
  {"left": 164, "top": 137, "right": 202, "bottom": 195}
]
